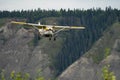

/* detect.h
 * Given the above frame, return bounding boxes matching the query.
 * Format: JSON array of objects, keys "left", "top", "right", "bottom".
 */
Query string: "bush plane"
[{"left": 11, "top": 21, "right": 85, "bottom": 40}]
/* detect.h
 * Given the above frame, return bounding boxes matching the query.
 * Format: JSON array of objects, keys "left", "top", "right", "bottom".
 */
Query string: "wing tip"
[
  {"left": 11, "top": 21, "right": 26, "bottom": 24},
  {"left": 71, "top": 26, "right": 85, "bottom": 29}
]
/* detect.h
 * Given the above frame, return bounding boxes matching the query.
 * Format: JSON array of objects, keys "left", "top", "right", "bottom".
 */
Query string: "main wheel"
[{"left": 53, "top": 37, "right": 56, "bottom": 41}]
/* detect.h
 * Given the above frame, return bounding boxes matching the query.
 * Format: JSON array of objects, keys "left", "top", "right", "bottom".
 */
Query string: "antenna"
[{"left": 38, "top": 22, "right": 41, "bottom": 25}]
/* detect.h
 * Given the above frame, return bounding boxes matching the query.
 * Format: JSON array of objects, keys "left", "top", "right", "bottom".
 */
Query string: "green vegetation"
[
  {"left": 101, "top": 47, "right": 116, "bottom": 80},
  {"left": 102, "top": 65, "right": 116, "bottom": 80},
  {"left": 0, "top": 18, "right": 8, "bottom": 27},
  {"left": 102, "top": 48, "right": 115, "bottom": 80},
  {"left": 92, "top": 53, "right": 104, "bottom": 64},
  {"left": 10, "top": 71, "right": 30, "bottom": 80},
  {"left": 1, "top": 70, "right": 5, "bottom": 80},
  {"left": 104, "top": 48, "right": 110, "bottom": 58},
  {"left": 0, "top": 69, "right": 46, "bottom": 80},
  {"left": 91, "top": 48, "right": 111, "bottom": 64}
]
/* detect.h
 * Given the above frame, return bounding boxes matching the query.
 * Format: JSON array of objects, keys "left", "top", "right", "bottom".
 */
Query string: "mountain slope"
[
  {"left": 58, "top": 22, "right": 120, "bottom": 80},
  {"left": 0, "top": 20, "right": 64, "bottom": 79},
  {"left": 0, "top": 18, "right": 119, "bottom": 80}
]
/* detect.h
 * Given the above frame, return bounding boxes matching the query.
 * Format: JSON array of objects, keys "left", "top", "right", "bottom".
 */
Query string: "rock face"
[
  {"left": 0, "top": 23, "right": 54, "bottom": 79},
  {"left": 58, "top": 57, "right": 99, "bottom": 80},
  {"left": 58, "top": 40, "right": 120, "bottom": 80},
  {"left": 58, "top": 23, "right": 120, "bottom": 80},
  {"left": 1, "top": 21, "right": 120, "bottom": 80}
]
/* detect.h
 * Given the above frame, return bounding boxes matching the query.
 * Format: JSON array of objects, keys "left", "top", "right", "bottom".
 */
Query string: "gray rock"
[{"left": 0, "top": 23, "right": 54, "bottom": 79}]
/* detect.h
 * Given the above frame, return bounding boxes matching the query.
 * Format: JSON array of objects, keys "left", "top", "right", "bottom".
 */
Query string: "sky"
[{"left": 0, "top": 0, "right": 120, "bottom": 11}]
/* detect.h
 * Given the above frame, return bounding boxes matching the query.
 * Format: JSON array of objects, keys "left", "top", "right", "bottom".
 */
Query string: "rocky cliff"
[
  {"left": 0, "top": 21, "right": 64, "bottom": 79},
  {"left": 58, "top": 23, "right": 120, "bottom": 80},
  {"left": 0, "top": 19, "right": 120, "bottom": 80}
]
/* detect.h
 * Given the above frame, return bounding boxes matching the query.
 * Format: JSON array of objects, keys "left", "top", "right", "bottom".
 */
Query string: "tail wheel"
[{"left": 49, "top": 35, "right": 52, "bottom": 40}]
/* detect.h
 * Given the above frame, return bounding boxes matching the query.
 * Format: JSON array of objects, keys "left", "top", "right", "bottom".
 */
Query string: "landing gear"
[
  {"left": 53, "top": 37, "right": 56, "bottom": 41},
  {"left": 53, "top": 33, "right": 58, "bottom": 41},
  {"left": 49, "top": 35, "right": 52, "bottom": 41},
  {"left": 48, "top": 36, "right": 57, "bottom": 41}
]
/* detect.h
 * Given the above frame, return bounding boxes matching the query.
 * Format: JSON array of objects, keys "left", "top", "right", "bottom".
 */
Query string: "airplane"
[{"left": 11, "top": 21, "right": 85, "bottom": 40}]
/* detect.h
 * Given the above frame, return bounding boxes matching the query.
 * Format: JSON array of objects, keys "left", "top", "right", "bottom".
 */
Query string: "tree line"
[{"left": 0, "top": 7, "right": 120, "bottom": 23}]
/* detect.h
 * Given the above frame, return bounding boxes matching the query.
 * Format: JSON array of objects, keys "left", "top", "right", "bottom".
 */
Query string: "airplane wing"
[
  {"left": 11, "top": 21, "right": 85, "bottom": 30},
  {"left": 53, "top": 26, "right": 85, "bottom": 36},
  {"left": 53, "top": 26, "right": 85, "bottom": 30},
  {"left": 11, "top": 21, "right": 46, "bottom": 29}
]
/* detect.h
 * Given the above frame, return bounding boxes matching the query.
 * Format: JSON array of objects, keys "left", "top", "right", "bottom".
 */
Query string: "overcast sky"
[{"left": 0, "top": 0, "right": 120, "bottom": 11}]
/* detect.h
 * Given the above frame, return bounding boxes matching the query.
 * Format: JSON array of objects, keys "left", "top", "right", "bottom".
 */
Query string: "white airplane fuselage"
[{"left": 38, "top": 29, "right": 54, "bottom": 37}]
